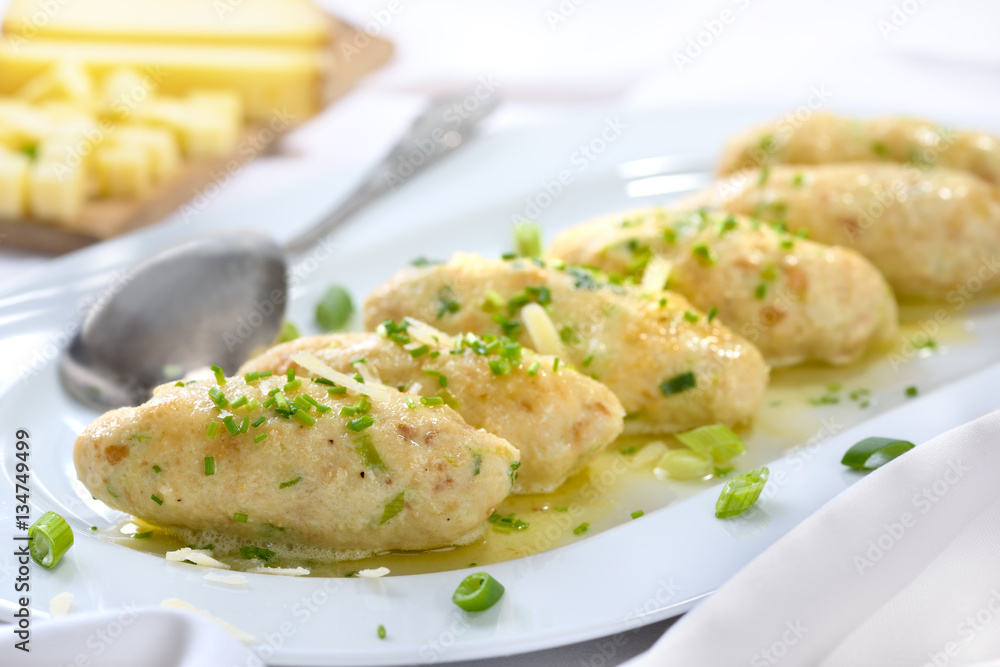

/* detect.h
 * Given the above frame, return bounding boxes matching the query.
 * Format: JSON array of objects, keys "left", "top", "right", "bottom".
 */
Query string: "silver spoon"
[{"left": 60, "top": 91, "right": 499, "bottom": 410}]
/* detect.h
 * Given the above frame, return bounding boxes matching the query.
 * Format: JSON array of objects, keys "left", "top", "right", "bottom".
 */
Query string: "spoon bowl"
[{"left": 60, "top": 231, "right": 286, "bottom": 410}]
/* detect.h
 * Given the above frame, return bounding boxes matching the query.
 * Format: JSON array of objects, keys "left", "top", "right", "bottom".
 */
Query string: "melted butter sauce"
[{"left": 99, "top": 298, "right": 986, "bottom": 577}]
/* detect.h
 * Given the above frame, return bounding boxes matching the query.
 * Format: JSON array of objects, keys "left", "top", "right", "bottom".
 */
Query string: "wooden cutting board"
[{"left": 0, "top": 19, "right": 393, "bottom": 254}]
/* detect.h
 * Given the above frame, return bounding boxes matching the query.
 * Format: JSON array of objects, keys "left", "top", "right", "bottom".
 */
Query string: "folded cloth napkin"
[
  {"left": 1, "top": 608, "right": 256, "bottom": 667},
  {"left": 623, "top": 408, "right": 1000, "bottom": 667}
]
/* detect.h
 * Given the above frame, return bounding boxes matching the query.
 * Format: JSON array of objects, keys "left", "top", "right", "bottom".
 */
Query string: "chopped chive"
[
  {"left": 152, "top": 464, "right": 162, "bottom": 473},
  {"left": 287, "top": 369, "right": 295, "bottom": 381},
  {"left": 251, "top": 416, "right": 266, "bottom": 428},
  {"left": 284, "top": 378, "right": 302, "bottom": 391},
  {"left": 405, "top": 396, "right": 418, "bottom": 409},
  {"left": 133, "top": 531, "right": 153, "bottom": 539},
  {"left": 683, "top": 310, "right": 699, "bottom": 323},
  {"left": 294, "top": 395, "right": 314, "bottom": 411},
  {"left": 292, "top": 410, "right": 316, "bottom": 426},
  {"left": 223, "top": 416, "right": 240, "bottom": 436},
  {"left": 582, "top": 354, "right": 594, "bottom": 367},
  {"left": 328, "top": 386, "right": 348, "bottom": 395},
  {"left": 233, "top": 512, "right": 248, "bottom": 523},
  {"left": 208, "top": 386, "right": 228, "bottom": 409},
  {"left": 262, "top": 397, "right": 276, "bottom": 409},
  {"left": 691, "top": 242, "right": 717, "bottom": 267},
  {"left": 707, "top": 307, "right": 718, "bottom": 322},
  {"left": 488, "top": 511, "right": 529, "bottom": 532},
  {"left": 631, "top": 510, "right": 644, "bottom": 519},
  {"left": 660, "top": 371, "right": 696, "bottom": 396},
  {"left": 312, "top": 377, "right": 336, "bottom": 386},
  {"left": 553, "top": 358, "right": 560, "bottom": 372},
  {"left": 409, "top": 344, "right": 430, "bottom": 358},
  {"left": 244, "top": 370, "right": 272, "bottom": 382},
  {"left": 528, "top": 361, "right": 541, "bottom": 376},
  {"left": 514, "top": 221, "right": 543, "bottom": 258},
  {"left": 755, "top": 283, "right": 767, "bottom": 300},
  {"left": 91, "top": 526, "right": 97, "bottom": 531},
  {"left": 246, "top": 397, "right": 260, "bottom": 412},
  {"left": 210, "top": 364, "right": 226, "bottom": 385},
  {"left": 378, "top": 624, "right": 387, "bottom": 640},
  {"left": 254, "top": 433, "right": 268, "bottom": 443},
  {"left": 230, "top": 395, "right": 248, "bottom": 409},
  {"left": 423, "top": 369, "right": 448, "bottom": 387},
  {"left": 204, "top": 457, "right": 215, "bottom": 476},
  {"left": 573, "top": 523, "right": 590, "bottom": 536},
  {"left": 151, "top": 494, "right": 163, "bottom": 505},
  {"left": 676, "top": 424, "right": 747, "bottom": 462},
  {"left": 347, "top": 414, "right": 375, "bottom": 431},
  {"left": 239, "top": 417, "right": 250, "bottom": 433},
  {"left": 420, "top": 396, "right": 444, "bottom": 406},
  {"left": 906, "top": 386, "right": 918, "bottom": 397},
  {"left": 279, "top": 476, "right": 302, "bottom": 489}
]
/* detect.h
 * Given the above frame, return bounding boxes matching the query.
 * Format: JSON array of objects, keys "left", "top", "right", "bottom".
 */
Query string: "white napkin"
[
  {"left": 623, "top": 408, "right": 1000, "bottom": 666},
  {"left": 1, "top": 608, "right": 256, "bottom": 667}
]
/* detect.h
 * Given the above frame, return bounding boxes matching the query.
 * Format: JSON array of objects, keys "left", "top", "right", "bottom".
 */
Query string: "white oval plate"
[{"left": 2, "top": 106, "right": 1000, "bottom": 665}]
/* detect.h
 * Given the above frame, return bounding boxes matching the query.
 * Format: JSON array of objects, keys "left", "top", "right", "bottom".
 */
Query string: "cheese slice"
[
  {"left": 0, "top": 38, "right": 324, "bottom": 121},
  {"left": 3, "top": 0, "right": 332, "bottom": 48},
  {"left": 94, "top": 142, "right": 152, "bottom": 198},
  {"left": 28, "top": 160, "right": 86, "bottom": 224}
]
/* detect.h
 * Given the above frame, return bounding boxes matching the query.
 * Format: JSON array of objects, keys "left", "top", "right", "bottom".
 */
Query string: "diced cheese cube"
[
  {"left": 187, "top": 89, "right": 245, "bottom": 127},
  {"left": 0, "top": 99, "right": 50, "bottom": 152},
  {"left": 0, "top": 148, "right": 29, "bottom": 219},
  {"left": 97, "top": 67, "right": 154, "bottom": 120},
  {"left": 3, "top": 0, "right": 332, "bottom": 48},
  {"left": 15, "top": 60, "right": 93, "bottom": 107},
  {"left": 28, "top": 160, "right": 85, "bottom": 224},
  {"left": 110, "top": 125, "right": 180, "bottom": 183},
  {"left": 134, "top": 99, "right": 238, "bottom": 159},
  {"left": 93, "top": 143, "right": 152, "bottom": 198}
]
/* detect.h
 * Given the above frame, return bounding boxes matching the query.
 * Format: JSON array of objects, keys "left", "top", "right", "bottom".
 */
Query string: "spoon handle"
[{"left": 283, "top": 90, "right": 500, "bottom": 255}]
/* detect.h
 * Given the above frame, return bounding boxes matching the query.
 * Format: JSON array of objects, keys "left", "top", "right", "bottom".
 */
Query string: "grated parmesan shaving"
[
  {"left": 642, "top": 256, "right": 673, "bottom": 292},
  {"left": 292, "top": 352, "right": 392, "bottom": 400},
  {"left": 49, "top": 592, "right": 73, "bottom": 616},
  {"left": 357, "top": 567, "right": 390, "bottom": 578},
  {"left": 165, "top": 547, "right": 230, "bottom": 570},
  {"left": 203, "top": 572, "right": 248, "bottom": 586},
  {"left": 161, "top": 598, "right": 254, "bottom": 643},
  {"left": 403, "top": 318, "right": 450, "bottom": 347},
  {"left": 249, "top": 566, "right": 310, "bottom": 577},
  {"left": 521, "top": 303, "right": 562, "bottom": 355}
]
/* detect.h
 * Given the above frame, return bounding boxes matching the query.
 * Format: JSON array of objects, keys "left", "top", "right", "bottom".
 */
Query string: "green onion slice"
[
  {"left": 452, "top": 572, "right": 505, "bottom": 612},
  {"left": 841, "top": 437, "right": 915, "bottom": 471},
  {"left": 204, "top": 457, "right": 215, "bottom": 476},
  {"left": 28, "top": 512, "right": 74, "bottom": 569},
  {"left": 675, "top": 424, "right": 747, "bottom": 462},
  {"left": 514, "top": 221, "right": 543, "bottom": 258},
  {"left": 656, "top": 449, "right": 714, "bottom": 480},
  {"left": 715, "top": 467, "right": 769, "bottom": 518},
  {"left": 379, "top": 491, "right": 405, "bottom": 525},
  {"left": 355, "top": 436, "right": 386, "bottom": 473},
  {"left": 316, "top": 285, "right": 354, "bottom": 331},
  {"left": 210, "top": 364, "right": 226, "bottom": 385}
]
